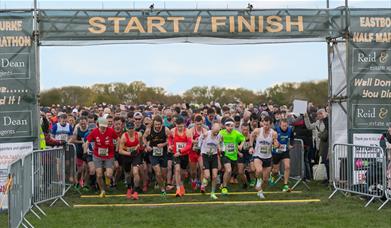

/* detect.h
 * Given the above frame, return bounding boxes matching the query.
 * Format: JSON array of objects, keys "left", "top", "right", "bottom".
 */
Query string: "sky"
[{"left": 3, "top": 0, "right": 390, "bottom": 95}]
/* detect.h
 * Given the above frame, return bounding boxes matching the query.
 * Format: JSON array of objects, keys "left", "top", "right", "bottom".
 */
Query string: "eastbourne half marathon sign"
[
  {"left": 348, "top": 9, "right": 391, "bottom": 131},
  {"left": 38, "top": 9, "right": 344, "bottom": 40},
  {"left": 0, "top": 11, "right": 37, "bottom": 141}
]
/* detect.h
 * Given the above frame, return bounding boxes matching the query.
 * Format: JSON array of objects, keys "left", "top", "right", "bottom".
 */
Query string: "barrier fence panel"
[
  {"left": 276, "top": 139, "right": 310, "bottom": 190},
  {"left": 329, "top": 144, "right": 386, "bottom": 208},
  {"left": 379, "top": 148, "right": 391, "bottom": 210},
  {"left": 32, "top": 148, "right": 67, "bottom": 213},
  {"left": 8, "top": 159, "right": 23, "bottom": 228},
  {"left": 22, "top": 153, "right": 34, "bottom": 226}
]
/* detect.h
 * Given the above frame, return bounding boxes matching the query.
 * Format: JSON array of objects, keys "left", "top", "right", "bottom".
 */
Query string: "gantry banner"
[{"left": 38, "top": 9, "right": 346, "bottom": 42}]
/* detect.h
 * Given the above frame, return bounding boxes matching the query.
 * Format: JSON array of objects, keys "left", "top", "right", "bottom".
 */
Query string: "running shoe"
[
  {"left": 161, "top": 190, "right": 167, "bottom": 198},
  {"left": 132, "top": 191, "right": 139, "bottom": 200},
  {"left": 210, "top": 193, "right": 218, "bottom": 200},
  {"left": 282, "top": 185, "right": 291, "bottom": 192},
  {"left": 99, "top": 191, "right": 106, "bottom": 198},
  {"left": 126, "top": 188, "right": 133, "bottom": 199},
  {"left": 257, "top": 190, "right": 265, "bottom": 199},
  {"left": 221, "top": 187, "right": 228, "bottom": 195},
  {"left": 176, "top": 188, "right": 181, "bottom": 197}
]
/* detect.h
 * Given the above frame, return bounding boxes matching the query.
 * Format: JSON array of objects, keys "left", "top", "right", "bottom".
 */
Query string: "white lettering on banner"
[
  {"left": 1, "top": 58, "right": 25, "bottom": 68},
  {"left": 356, "top": 108, "right": 376, "bottom": 118},
  {"left": 3, "top": 116, "right": 27, "bottom": 126},
  {"left": 357, "top": 52, "right": 377, "bottom": 63}
]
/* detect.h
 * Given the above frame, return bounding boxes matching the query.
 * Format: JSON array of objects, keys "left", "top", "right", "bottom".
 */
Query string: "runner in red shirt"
[
  {"left": 119, "top": 121, "right": 143, "bottom": 200},
  {"left": 169, "top": 117, "right": 192, "bottom": 197},
  {"left": 188, "top": 114, "right": 208, "bottom": 192},
  {"left": 84, "top": 117, "right": 118, "bottom": 198}
]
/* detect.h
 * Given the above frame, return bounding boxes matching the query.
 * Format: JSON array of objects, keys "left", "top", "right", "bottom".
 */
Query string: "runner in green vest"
[{"left": 219, "top": 118, "right": 245, "bottom": 195}]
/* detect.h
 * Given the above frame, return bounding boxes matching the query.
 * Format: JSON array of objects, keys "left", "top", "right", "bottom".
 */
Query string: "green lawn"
[{"left": 1, "top": 181, "right": 390, "bottom": 228}]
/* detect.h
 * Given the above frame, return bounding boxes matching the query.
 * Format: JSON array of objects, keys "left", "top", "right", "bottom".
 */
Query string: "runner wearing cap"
[
  {"left": 143, "top": 115, "right": 170, "bottom": 197},
  {"left": 199, "top": 122, "right": 222, "bottom": 199},
  {"left": 169, "top": 117, "right": 192, "bottom": 197},
  {"left": 270, "top": 118, "right": 295, "bottom": 192},
  {"left": 249, "top": 116, "right": 279, "bottom": 199},
  {"left": 84, "top": 117, "right": 118, "bottom": 198},
  {"left": 219, "top": 118, "right": 245, "bottom": 195},
  {"left": 188, "top": 114, "right": 208, "bottom": 192},
  {"left": 119, "top": 121, "right": 143, "bottom": 200}
]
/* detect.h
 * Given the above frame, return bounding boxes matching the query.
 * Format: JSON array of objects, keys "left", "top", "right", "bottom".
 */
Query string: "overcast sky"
[{"left": 3, "top": 0, "right": 389, "bottom": 94}]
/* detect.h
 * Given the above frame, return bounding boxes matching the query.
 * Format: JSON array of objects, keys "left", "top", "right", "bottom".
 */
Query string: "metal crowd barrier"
[
  {"left": 379, "top": 148, "right": 391, "bottom": 210},
  {"left": 275, "top": 139, "right": 310, "bottom": 190},
  {"left": 8, "top": 159, "right": 23, "bottom": 228},
  {"left": 329, "top": 144, "right": 386, "bottom": 209},
  {"left": 8, "top": 146, "right": 74, "bottom": 228}
]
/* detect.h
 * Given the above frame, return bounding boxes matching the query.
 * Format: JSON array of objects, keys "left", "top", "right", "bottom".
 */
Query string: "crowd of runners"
[{"left": 40, "top": 102, "right": 330, "bottom": 200}]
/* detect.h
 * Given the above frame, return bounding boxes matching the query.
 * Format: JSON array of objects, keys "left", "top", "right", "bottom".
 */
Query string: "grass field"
[{"left": 1, "top": 181, "right": 390, "bottom": 228}]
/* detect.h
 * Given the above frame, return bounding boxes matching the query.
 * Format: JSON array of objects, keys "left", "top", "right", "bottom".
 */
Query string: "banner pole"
[{"left": 33, "top": 0, "right": 40, "bottom": 149}]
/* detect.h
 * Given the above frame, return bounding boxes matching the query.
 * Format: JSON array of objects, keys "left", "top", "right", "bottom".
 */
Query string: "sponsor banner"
[
  {"left": 0, "top": 142, "right": 33, "bottom": 210},
  {"left": 38, "top": 9, "right": 344, "bottom": 41},
  {"left": 0, "top": 11, "right": 38, "bottom": 142},
  {"left": 348, "top": 9, "right": 391, "bottom": 133},
  {"left": 352, "top": 134, "right": 383, "bottom": 185}
]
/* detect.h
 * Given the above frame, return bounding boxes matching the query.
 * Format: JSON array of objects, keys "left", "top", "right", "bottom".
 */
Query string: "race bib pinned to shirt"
[
  {"left": 176, "top": 142, "right": 186, "bottom": 153},
  {"left": 206, "top": 144, "right": 218, "bottom": 155},
  {"left": 98, "top": 147, "right": 109, "bottom": 156},
  {"left": 260, "top": 145, "right": 271, "bottom": 154},
  {"left": 225, "top": 143, "right": 235, "bottom": 154},
  {"left": 277, "top": 144, "right": 287, "bottom": 153},
  {"left": 56, "top": 134, "right": 68, "bottom": 142},
  {"left": 152, "top": 147, "right": 163, "bottom": 157}
]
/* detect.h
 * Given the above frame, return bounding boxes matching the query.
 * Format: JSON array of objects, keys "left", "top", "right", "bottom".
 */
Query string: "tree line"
[{"left": 40, "top": 80, "right": 328, "bottom": 106}]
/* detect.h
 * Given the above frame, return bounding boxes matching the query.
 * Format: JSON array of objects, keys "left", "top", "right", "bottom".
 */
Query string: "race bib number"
[
  {"left": 176, "top": 143, "right": 186, "bottom": 153},
  {"left": 206, "top": 144, "right": 218, "bottom": 155},
  {"left": 127, "top": 147, "right": 137, "bottom": 154},
  {"left": 278, "top": 144, "right": 287, "bottom": 153},
  {"left": 152, "top": 147, "right": 163, "bottom": 157},
  {"left": 243, "top": 142, "right": 249, "bottom": 150},
  {"left": 225, "top": 143, "right": 235, "bottom": 154},
  {"left": 260, "top": 145, "right": 271, "bottom": 154},
  {"left": 56, "top": 134, "right": 68, "bottom": 142},
  {"left": 98, "top": 147, "right": 109, "bottom": 156}
]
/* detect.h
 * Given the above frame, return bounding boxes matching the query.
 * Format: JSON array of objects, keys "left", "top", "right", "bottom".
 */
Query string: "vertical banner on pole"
[
  {"left": 347, "top": 9, "right": 391, "bottom": 189},
  {"left": 0, "top": 11, "right": 37, "bottom": 210},
  {"left": 347, "top": 9, "right": 391, "bottom": 140}
]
